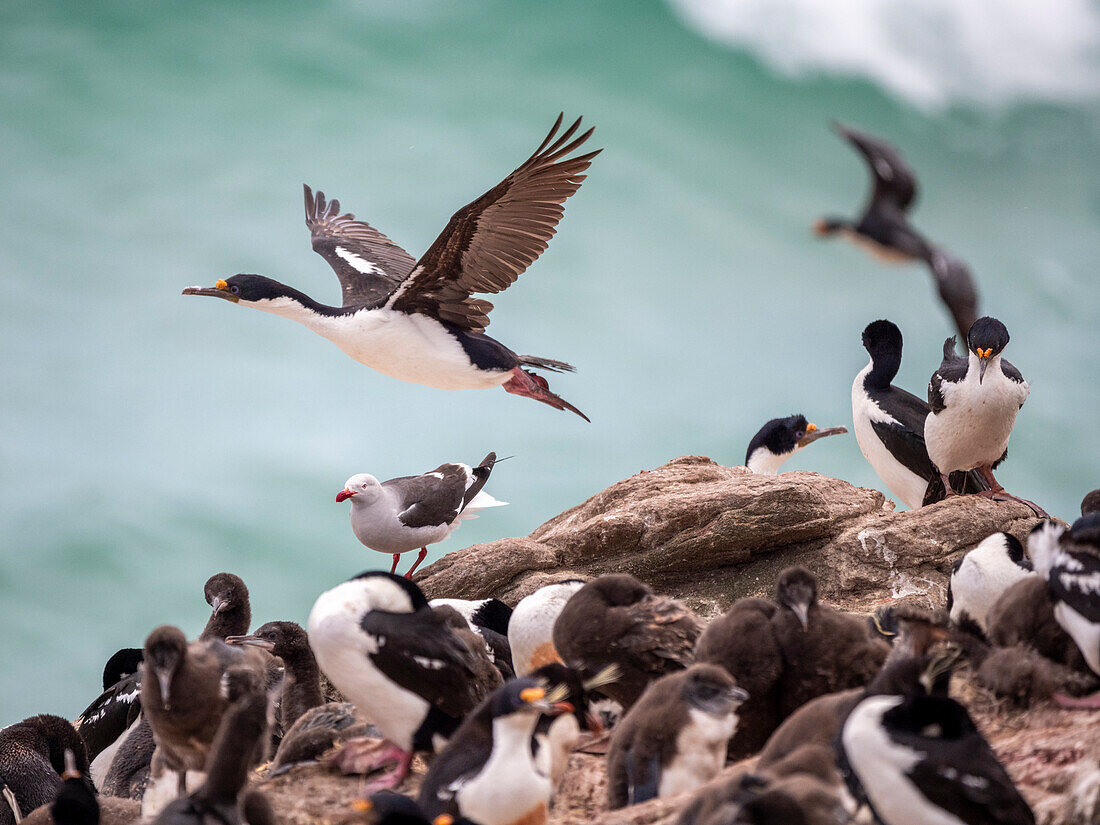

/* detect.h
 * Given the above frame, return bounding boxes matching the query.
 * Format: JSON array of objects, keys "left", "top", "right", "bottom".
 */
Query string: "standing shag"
[
  {"left": 183, "top": 115, "right": 598, "bottom": 420},
  {"left": 815, "top": 122, "right": 979, "bottom": 342},
  {"left": 852, "top": 319, "right": 987, "bottom": 508},
  {"left": 925, "top": 317, "right": 1042, "bottom": 514}
]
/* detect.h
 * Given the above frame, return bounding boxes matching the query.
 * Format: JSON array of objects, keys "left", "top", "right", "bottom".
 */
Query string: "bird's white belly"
[
  {"left": 950, "top": 553, "right": 1035, "bottom": 632},
  {"left": 925, "top": 372, "right": 1024, "bottom": 473},
  {"left": 851, "top": 374, "right": 928, "bottom": 509},
  {"left": 351, "top": 507, "right": 452, "bottom": 555},
  {"left": 657, "top": 709, "right": 737, "bottom": 799},
  {"left": 313, "top": 309, "right": 511, "bottom": 390},
  {"left": 843, "top": 696, "right": 967, "bottom": 825},
  {"left": 457, "top": 721, "right": 550, "bottom": 825},
  {"left": 308, "top": 611, "right": 428, "bottom": 749}
]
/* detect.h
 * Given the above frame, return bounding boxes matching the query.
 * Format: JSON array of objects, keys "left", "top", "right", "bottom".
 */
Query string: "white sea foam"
[{"left": 666, "top": 0, "right": 1100, "bottom": 109}]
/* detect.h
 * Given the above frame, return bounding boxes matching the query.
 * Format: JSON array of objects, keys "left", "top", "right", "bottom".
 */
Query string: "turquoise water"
[{"left": 1, "top": 0, "right": 1098, "bottom": 725}]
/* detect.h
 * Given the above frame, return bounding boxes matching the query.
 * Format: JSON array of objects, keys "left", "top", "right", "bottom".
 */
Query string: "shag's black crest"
[
  {"left": 222, "top": 273, "right": 301, "bottom": 303},
  {"left": 349, "top": 571, "right": 431, "bottom": 611},
  {"left": 966, "top": 316, "right": 1010, "bottom": 357},
  {"left": 489, "top": 676, "right": 544, "bottom": 718},
  {"left": 745, "top": 415, "right": 809, "bottom": 464}
]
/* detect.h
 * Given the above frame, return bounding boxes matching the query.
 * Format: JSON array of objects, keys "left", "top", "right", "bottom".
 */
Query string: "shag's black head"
[
  {"left": 966, "top": 317, "right": 1010, "bottom": 359},
  {"left": 776, "top": 566, "right": 818, "bottom": 630},
  {"left": 746, "top": 415, "right": 809, "bottom": 464},
  {"left": 204, "top": 572, "right": 248, "bottom": 616},
  {"left": 350, "top": 570, "right": 431, "bottom": 612},
  {"left": 102, "top": 648, "right": 143, "bottom": 691},
  {"left": 182, "top": 274, "right": 303, "bottom": 304},
  {"left": 1071, "top": 511, "right": 1100, "bottom": 547},
  {"left": 861, "top": 319, "right": 904, "bottom": 389},
  {"left": 1002, "top": 533, "right": 1028, "bottom": 568}
]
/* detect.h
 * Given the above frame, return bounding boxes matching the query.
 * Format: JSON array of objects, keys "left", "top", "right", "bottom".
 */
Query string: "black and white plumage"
[
  {"left": 606, "top": 664, "right": 747, "bottom": 809},
  {"left": 338, "top": 453, "right": 506, "bottom": 578},
  {"left": 418, "top": 677, "right": 572, "bottom": 825},
  {"left": 306, "top": 572, "right": 486, "bottom": 790},
  {"left": 925, "top": 318, "right": 1037, "bottom": 512},
  {"left": 183, "top": 114, "right": 598, "bottom": 420},
  {"left": 744, "top": 416, "right": 847, "bottom": 475},
  {"left": 815, "top": 122, "right": 979, "bottom": 341},
  {"left": 948, "top": 533, "right": 1035, "bottom": 634},
  {"left": 508, "top": 579, "right": 586, "bottom": 677},
  {"left": 1028, "top": 520, "right": 1100, "bottom": 698},
  {"left": 838, "top": 691, "right": 1035, "bottom": 825},
  {"left": 852, "top": 320, "right": 988, "bottom": 509}
]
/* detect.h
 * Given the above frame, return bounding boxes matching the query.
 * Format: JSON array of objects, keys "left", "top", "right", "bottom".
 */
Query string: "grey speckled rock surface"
[{"left": 415, "top": 456, "right": 1045, "bottom": 614}]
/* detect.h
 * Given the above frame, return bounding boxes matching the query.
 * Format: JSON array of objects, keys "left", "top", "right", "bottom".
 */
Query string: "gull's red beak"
[{"left": 336, "top": 489, "right": 357, "bottom": 502}]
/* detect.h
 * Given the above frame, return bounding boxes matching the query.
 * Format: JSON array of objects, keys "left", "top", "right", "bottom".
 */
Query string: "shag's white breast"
[
  {"left": 925, "top": 357, "right": 1028, "bottom": 473},
  {"left": 851, "top": 364, "right": 929, "bottom": 509}
]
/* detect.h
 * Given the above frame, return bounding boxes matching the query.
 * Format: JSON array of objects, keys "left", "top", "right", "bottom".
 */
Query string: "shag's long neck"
[
  {"left": 865, "top": 345, "right": 901, "bottom": 391},
  {"left": 243, "top": 286, "right": 354, "bottom": 336}
]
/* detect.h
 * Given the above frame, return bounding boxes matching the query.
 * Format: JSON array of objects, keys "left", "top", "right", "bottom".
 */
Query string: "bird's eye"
[
  {"left": 795, "top": 431, "right": 804, "bottom": 440},
  {"left": 230, "top": 285, "right": 240, "bottom": 294}
]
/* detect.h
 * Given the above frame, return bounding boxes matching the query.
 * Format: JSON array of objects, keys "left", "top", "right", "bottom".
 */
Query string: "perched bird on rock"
[
  {"left": 607, "top": 664, "right": 747, "bottom": 809},
  {"left": 0, "top": 716, "right": 91, "bottom": 825},
  {"left": 815, "top": 122, "right": 978, "bottom": 341},
  {"left": 852, "top": 319, "right": 987, "bottom": 508},
  {"left": 183, "top": 114, "right": 598, "bottom": 420},
  {"left": 509, "top": 580, "right": 586, "bottom": 676},
  {"left": 948, "top": 532, "right": 1035, "bottom": 634},
  {"left": 925, "top": 318, "right": 1041, "bottom": 514},
  {"left": 770, "top": 567, "right": 889, "bottom": 718},
  {"left": 744, "top": 416, "right": 847, "bottom": 475},
  {"left": 338, "top": 453, "right": 506, "bottom": 578},
  {"left": 838, "top": 690, "right": 1035, "bottom": 825},
  {"left": 307, "top": 572, "right": 486, "bottom": 789},
  {"left": 418, "top": 677, "right": 573, "bottom": 825},
  {"left": 553, "top": 574, "right": 701, "bottom": 709}
]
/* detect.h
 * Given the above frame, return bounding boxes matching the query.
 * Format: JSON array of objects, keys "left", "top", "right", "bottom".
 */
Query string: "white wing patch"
[
  {"left": 413, "top": 656, "right": 445, "bottom": 670},
  {"left": 336, "top": 246, "right": 384, "bottom": 276}
]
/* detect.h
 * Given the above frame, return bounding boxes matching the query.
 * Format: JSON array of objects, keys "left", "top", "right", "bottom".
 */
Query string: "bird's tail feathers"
[
  {"left": 461, "top": 491, "right": 508, "bottom": 516},
  {"left": 518, "top": 355, "right": 576, "bottom": 373}
]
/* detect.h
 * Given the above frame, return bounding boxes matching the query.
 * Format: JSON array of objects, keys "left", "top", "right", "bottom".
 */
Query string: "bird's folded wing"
[
  {"left": 1049, "top": 549, "right": 1100, "bottom": 623},
  {"left": 390, "top": 469, "right": 468, "bottom": 529},
  {"left": 386, "top": 114, "right": 600, "bottom": 332},
  {"left": 928, "top": 337, "right": 969, "bottom": 414},
  {"left": 360, "top": 610, "right": 481, "bottom": 717},
  {"left": 303, "top": 184, "right": 416, "bottom": 307},
  {"left": 908, "top": 743, "right": 1036, "bottom": 825},
  {"left": 834, "top": 121, "right": 919, "bottom": 214}
]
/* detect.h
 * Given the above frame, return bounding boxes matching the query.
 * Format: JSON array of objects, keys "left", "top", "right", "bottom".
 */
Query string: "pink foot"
[
  {"left": 1053, "top": 692, "right": 1100, "bottom": 710},
  {"left": 363, "top": 749, "right": 413, "bottom": 792},
  {"left": 326, "top": 736, "right": 390, "bottom": 774},
  {"left": 502, "top": 368, "right": 589, "bottom": 422}
]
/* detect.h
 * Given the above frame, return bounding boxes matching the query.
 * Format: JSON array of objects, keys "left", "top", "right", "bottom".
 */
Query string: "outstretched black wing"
[
  {"left": 387, "top": 114, "right": 600, "bottom": 332},
  {"left": 835, "top": 121, "right": 919, "bottom": 215},
  {"left": 303, "top": 185, "right": 415, "bottom": 307}
]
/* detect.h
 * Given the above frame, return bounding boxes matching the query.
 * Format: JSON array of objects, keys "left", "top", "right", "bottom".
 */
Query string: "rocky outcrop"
[{"left": 416, "top": 456, "right": 1045, "bottom": 613}]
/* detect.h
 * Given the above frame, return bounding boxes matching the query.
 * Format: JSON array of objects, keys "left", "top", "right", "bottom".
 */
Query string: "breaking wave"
[{"left": 666, "top": 0, "right": 1100, "bottom": 109}]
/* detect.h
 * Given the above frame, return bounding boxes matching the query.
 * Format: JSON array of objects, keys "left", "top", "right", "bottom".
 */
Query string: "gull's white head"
[{"left": 336, "top": 473, "right": 383, "bottom": 504}]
